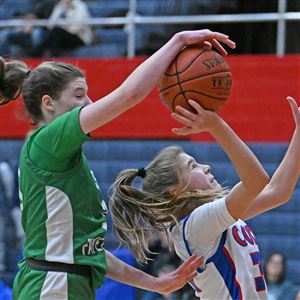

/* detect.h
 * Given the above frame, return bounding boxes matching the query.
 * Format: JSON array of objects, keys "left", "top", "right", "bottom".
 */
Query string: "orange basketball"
[{"left": 158, "top": 46, "right": 232, "bottom": 112}]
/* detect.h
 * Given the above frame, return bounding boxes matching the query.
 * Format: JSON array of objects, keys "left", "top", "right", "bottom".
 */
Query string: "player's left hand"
[
  {"left": 154, "top": 254, "right": 203, "bottom": 294},
  {"left": 176, "top": 29, "right": 236, "bottom": 55},
  {"left": 171, "top": 99, "right": 221, "bottom": 135}
]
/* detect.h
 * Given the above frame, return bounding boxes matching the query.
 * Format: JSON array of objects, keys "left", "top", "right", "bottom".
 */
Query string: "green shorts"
[{"left": 13, "top": 259, "right": 95, "bottom": 300}]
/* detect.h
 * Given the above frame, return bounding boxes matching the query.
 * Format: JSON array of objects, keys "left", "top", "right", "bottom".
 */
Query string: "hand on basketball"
[
  {"left": 154, "top": 255, "right": 203, "bottom": 294},
  {"left": 176, "top": 29, "right": 236, "bottom": 55},
  {"left": 171, "top": 100, "right": 220, "bottom": 135},
  {"left": 287, "top": 96, "right": 300, "bottom": 128}
]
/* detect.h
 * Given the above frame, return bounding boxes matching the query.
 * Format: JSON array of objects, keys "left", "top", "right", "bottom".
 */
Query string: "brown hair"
[
  {"left": 0, "top": 57, "right": 84, "bottom": 124},
  {"left": 109, "top": 146, "right": 227, "bottom": 264},
  {"left": 0, "top": 57, "right": 28, "bottom": 106}
]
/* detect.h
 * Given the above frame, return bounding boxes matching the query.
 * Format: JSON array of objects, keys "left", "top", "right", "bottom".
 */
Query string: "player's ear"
[
  {"left": 41, "top": 95, "right": 55, "bottom": 112},
  {"left": 169, "top": 186, "right": 177, "bottom": 196}
]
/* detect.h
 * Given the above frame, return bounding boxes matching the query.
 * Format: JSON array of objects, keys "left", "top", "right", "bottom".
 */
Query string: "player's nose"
[{"left": 203, "top": 165, "right": 211, "bottom": 174}]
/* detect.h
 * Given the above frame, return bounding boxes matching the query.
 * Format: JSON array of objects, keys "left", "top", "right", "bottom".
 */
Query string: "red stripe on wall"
[{"left": 0, "top": 55, "right": 299, "bottom": 141}]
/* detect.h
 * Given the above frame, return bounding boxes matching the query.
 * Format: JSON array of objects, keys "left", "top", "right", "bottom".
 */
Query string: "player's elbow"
[
  {"left": 265, "top": 183, "right": 293, "bottom": 205},
  {"left": 258, "top": 172, "right": 270, "bottom": 190},
  {"left": 249, "top": 172, "right": 270, "bottom": 195}
]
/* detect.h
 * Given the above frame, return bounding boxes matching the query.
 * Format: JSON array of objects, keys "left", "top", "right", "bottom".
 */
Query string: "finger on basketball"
[
  {"left": 175, "top": 105, "right": 198, "bottom": 119},
  {"left": 212, "top": 39, "right": 227, "bottom": 55},
  {"left": 202, "top": 41, "right": 212, "bottom": 49},
  {"left": 171, "top": 112, "right": 194, "bottom": 127},
  {"left": 188, "top": 100, "right": 205, "bottom": 114},
  {"left": 212, "top": 31, "right": 229, "bottom": 40},
  {"left": 212, "top": 32, "right": 234, "bottom": 44},
  {"left": 212, "top": 32, "right": 236, "bottom": 49}
]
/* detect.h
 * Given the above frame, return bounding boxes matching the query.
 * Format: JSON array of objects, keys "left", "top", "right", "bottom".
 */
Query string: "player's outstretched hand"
[
  {"left": 287, "top": 96, "right": 300, "bottom": 128},
  {"left": 171, "top": 100, "right": 221, "bottom": 136},
  {"left": 154, "top": 255, "right": 203, "bottom": 294},
  {"left": 176, "top": 29, "right": 236, "bottom": 55}
]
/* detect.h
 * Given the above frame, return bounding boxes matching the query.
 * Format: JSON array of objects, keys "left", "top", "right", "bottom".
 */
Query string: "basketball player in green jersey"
[{"left": 0, "top": 29, "right": 235, "bottom": 299}]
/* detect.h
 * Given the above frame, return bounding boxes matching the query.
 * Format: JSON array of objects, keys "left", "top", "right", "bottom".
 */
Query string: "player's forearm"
[
  {"left": 267, "top": 128, "right": 300, "bottom": 200},
  {"left": 105, "top": 250, "right": 157, "bottom": 291},
  {"left": 210, "top": 117, "right": 269, "bottom": 193},
  {"left": 80, "top": 34, "right": 185, "bottom": 133},
  {"left": 117, "top": 33, "right": 184, "bottom": 107}
]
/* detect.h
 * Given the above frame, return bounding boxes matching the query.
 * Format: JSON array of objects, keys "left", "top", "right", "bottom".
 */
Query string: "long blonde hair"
[{"left": 109, "top": 146, "right": 227, "bottom": 264}]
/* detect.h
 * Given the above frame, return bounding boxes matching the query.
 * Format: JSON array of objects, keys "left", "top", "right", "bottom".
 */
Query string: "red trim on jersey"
[{"left": 222, "top": 246, "right": 244, "bottom": 300}]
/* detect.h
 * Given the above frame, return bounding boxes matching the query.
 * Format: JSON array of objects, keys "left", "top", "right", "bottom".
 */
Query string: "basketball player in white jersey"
[{"left": 110, "top": 96, "right": 300, "bottom": 300}]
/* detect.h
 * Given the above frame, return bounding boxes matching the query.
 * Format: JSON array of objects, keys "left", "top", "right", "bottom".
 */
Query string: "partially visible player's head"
[
  {"left": 0, "top": 58, "right": 87, "bottom": 124},
  {"left": 110, "top": 146, "right": 226, "bottom": 263},
  {"left": 177, "top": 152, "right": 221, "bottom": 191}
]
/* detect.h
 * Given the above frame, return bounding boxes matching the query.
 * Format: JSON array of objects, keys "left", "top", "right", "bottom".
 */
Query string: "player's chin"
[{"left": 210, "top": 179, "right": 221, "bottom": 189}]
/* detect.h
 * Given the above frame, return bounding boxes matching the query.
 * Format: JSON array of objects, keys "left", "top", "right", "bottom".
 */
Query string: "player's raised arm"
[
  {"left": 241, "top": 96, "right": 300, "bottom": 220},
  {"left": 171, "top": 100, "right": 270, "bottom": 220},
  {"left": 79, "top": 30, "right": 235, "bottom": 134}
]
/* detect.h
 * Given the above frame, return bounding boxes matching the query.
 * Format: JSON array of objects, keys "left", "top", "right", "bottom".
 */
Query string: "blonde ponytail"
[{"left": 110, "top": 168, "right": 169, "bottom": 264}]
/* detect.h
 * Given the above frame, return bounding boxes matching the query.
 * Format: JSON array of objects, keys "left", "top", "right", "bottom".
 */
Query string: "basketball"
[{"left": 158, "top": 46, "right": 232, "bottom": 112}]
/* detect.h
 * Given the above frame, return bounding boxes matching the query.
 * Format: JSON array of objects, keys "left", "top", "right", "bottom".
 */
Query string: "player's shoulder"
[{"left": 190, "top": 196, "right": 227, "bottom": 217}]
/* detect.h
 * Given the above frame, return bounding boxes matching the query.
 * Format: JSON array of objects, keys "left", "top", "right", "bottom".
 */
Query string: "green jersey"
[{"left": 18, "top": 106, "right": 107, "bottom": 288}]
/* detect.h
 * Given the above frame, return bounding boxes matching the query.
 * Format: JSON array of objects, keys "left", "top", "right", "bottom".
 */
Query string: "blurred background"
[{"left": 0, "top": 0, "right": 300, "bottom": 299}]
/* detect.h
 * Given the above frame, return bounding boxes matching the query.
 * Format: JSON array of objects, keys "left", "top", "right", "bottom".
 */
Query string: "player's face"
[
  {"left": 54, "top": 77, "right": 92, "bottom": 116},
  {"left": 266, "top": 254, "right": 284, "bottom": 280},
  {"left": 178, "top": 153, "right": 220, "bottom": 191}
]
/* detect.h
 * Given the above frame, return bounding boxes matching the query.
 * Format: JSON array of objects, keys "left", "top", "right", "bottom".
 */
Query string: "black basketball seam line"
[
  {"left": 174, "top": 56, "right": 190, "bottom": 112},
  {"left": 173, "top": 90, "right": 228, "bottom": 102},
  {"left": 159, "top": 69, "right": 231, "bottom": 93},
  {"left": 164, "top": 49, "right": 208, "bottom": 76},
  {"left": 173, "top": 56, "right": 183, "bottom": 111}
]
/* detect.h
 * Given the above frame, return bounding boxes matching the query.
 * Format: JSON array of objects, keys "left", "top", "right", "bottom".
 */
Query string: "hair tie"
[
  {"left": 137, "top": 167, "right": 146, "bottom": 178},
  {"left": 25, "top": 70, "right": 31, "bottom": 78}
]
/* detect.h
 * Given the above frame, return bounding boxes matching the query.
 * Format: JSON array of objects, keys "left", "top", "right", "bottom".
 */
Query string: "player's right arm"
[
  {"left": 105, "top": 250, "right": 203, "bottom": 294},
  {"left": 241, "top": 97, "right": 300, "bottom": 220},
  {"left": 171, "top": 100, "right": 270, "bottom": 220},
  {"left": 79, "top": 30, "right": 235, "bottom": 134}
]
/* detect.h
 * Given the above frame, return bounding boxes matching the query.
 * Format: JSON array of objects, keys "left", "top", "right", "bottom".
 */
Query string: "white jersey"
[{"left": 169, "top": 197, "right": 268, "bottom": 300}]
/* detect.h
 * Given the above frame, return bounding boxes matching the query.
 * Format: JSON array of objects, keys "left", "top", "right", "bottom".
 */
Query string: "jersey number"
[{"left": 250, "top": 251, "right": 266, "bottom": 292}]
